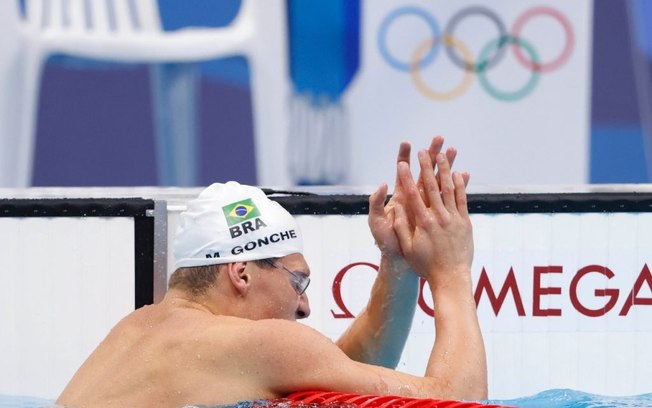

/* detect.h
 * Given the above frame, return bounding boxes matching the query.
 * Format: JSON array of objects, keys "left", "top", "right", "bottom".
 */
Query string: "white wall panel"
[{"left": 0, "top": 217, "right": 134, "bottom": 399}]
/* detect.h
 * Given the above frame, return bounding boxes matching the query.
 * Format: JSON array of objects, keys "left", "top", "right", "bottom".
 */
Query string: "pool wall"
[{"left": 1, "top": 186, "right": 651, "bottom": 400}]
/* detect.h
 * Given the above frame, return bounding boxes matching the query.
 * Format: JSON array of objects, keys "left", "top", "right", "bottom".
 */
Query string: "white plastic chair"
[{"left": 0, "top": 0, "right": 290, "bottom": 187}]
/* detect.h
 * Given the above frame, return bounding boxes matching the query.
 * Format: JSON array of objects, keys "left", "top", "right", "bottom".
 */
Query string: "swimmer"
[{"left": 56, "top": 137, "right": 487, "bottom": 408}]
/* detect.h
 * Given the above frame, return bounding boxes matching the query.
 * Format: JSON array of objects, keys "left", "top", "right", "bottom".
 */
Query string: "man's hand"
[
  {"left": 344, "top": 137, "right": 472, "bottom": 369},
  {"left": 368, "top": 136, "right": 466, "bottom": 260},
  {"left": 393, "top": 150, "right": 473, "bottom": 286},
  {"left": 340, "top": 137, "right": 458, "bottom": 366},
  {"left": 391, "top": 148, "right": 487, "bottom": 400}
]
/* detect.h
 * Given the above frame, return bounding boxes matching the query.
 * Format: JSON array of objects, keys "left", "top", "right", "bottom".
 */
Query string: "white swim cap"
[{"left": 173, "top": 182, "right": 303, "bottom": 269}]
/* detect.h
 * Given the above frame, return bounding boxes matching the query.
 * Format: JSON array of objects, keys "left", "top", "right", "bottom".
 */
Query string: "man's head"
[
  {"left": 174, "top": 182, "right": 303, "bottom": 268},
  {"left": 170, "top": 182, "right": 310, "bottom": 319}
]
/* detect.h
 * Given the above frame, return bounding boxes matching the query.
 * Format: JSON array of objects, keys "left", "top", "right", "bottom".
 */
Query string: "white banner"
[
  {"left": 297, "top": 213, "right": 652, "bottom": 398},
  {"left": 346, "top": 0, "right": 593, "bottom": 186},
  {"left": 0, "top": 217, "right": 135, "bottom": 399}
]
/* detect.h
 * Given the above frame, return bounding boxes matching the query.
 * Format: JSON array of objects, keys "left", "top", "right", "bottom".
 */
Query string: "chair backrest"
[
  {"left": 22, "top": 0, "right": 162, "bottom": 35},
  {"left": 0, "top": 1, "right": 21, "bottom": 33},
  {"left": 2, "top": 0, "right": 292, "bottom": 186}
]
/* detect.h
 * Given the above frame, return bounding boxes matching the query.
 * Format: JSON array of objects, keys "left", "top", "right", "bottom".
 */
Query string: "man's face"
[{"left": 248, "top": 253, "right": 311, "bottom": 321}]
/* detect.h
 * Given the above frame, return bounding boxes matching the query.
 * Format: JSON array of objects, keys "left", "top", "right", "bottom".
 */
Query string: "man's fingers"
[
  {"left": 437, "top": 146, "right": 457, "bottom": 191},
  {"left": 445, "top": 147, "right": 458, "bottom": 169},
  {"left": 397, "top": 142, "right": 411, "bottom": 164},
  {"left": 421, "top": 136, "right": 444, "bottom": 189},
  {"left": 462, "top": 171, "right": 470, "bottom": 187},
  {"left": 369, "top": 183, "right": 388, "bottom": 220},
  {"left": 418, "top": 150, "right": 443, "bottom": 211},
  {"left": 423, "top": 138, "right": 451, "bottom": 205},
  {"left": 427, "top": 136, "right": 445, "bottom": 164},
  {"left": 435, "top": 152, "right": 457, "bottom": 213},
  {"left": 395, "top": 142, "right": 411, "bottom": 186},
  {"left": 398, "top": 160, "right": 429, "bottom": 223},
  {"left": 392, "top": 203, "right": 411, "bottom": 253},
  {"left": 407, "top": 137, "right": 470, "bottom": 211},
  {"left": 453, "top": 172, "right": 469, "bottom": 217}
]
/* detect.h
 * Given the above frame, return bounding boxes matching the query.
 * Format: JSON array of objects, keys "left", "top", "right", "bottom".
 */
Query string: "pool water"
[
  {"left": 0, "top": 395, "right": 56, "bottom": 408},
  {"left": 2, "top": 389, "right": 652, "bottom": 408},
  {"left": 490, "top": 389, "right": 652, "bottom": 407}
]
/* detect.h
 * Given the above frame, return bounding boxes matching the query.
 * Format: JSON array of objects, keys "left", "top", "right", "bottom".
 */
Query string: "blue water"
[
  {"left": 491, "top": 389, "right": 652, "bottom": 407},
  {"left": 3, "top": 389, "right": 652, "bottom": 408},
  {"left": 0, "top": 395, "right": 56, "bottom": 408}
]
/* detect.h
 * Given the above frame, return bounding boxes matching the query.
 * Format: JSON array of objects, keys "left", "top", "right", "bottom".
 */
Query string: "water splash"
[
  {"left": 489, "top": 388, "right": 652, "bottom": 408},
  {"left": 3, "top": 389, "right": 652, "bottom": 408}
]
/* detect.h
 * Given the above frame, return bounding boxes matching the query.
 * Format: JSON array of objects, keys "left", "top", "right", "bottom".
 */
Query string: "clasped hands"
[{"left": 368, "top": 136, "right": 473, "bottom": 289}]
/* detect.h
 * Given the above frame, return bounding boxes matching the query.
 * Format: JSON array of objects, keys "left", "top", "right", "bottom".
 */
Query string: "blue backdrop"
[{"left": 29, "top": 0, "right": 651, "bottom": 186}]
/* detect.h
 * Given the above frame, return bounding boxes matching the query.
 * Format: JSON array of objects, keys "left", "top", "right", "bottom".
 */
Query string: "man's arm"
[
  {"left": 237, "top": 150, "right": 486, "bottom": 400},
  {"left": 336, "top": 137, "right": 468, "bottom": 368},
  {"left": 393, "top": 149, "right": 487, "bottom": 398},
  {"left": 334, "top": 251, "right": 419, "bottom": 368}
]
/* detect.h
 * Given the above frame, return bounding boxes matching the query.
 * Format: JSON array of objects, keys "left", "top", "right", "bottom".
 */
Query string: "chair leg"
[
  {"left": 247, "top": 0, "right": 292, "bottom": 186},
  {"left": 150, "top": 63, "right": 200, "bottom": 186},
  {"left": 0, "top": 44, "right": 43, "bottom": 187}
]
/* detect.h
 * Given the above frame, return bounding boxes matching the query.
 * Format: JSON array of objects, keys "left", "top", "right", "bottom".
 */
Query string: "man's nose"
[{"left": 296, "top": 293, "right": 311, "bottom": 319}]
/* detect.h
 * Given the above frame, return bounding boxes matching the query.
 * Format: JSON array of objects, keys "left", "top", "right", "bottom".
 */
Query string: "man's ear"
[{"left": 226, "top": 262, "right": 250, "bottom": 296}]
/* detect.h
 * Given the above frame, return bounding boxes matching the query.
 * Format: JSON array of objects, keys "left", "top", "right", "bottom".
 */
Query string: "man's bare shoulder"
[
  {"left": 201, "top": 317, "right": 336, "bottom": 355},
  {"left": 208, "top": 318, "right": 366, "bottom": 393},
  {"left": 122, "top": 304, "right": 335, "bottom": 360}
]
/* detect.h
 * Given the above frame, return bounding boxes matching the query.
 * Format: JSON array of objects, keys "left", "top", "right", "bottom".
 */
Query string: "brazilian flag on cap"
[{"left": 222, "top": 198, "right": 261, "bottom": 226}]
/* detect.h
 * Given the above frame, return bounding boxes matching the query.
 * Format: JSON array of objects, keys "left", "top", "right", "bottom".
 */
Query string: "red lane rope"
[{"left": 284, "top": 391, "right": 513, "bottom": 408}]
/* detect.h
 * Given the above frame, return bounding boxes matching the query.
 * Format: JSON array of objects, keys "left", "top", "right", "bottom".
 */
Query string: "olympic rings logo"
[{"left": 377, "top": 5, "right": 574, "bottom": 102}]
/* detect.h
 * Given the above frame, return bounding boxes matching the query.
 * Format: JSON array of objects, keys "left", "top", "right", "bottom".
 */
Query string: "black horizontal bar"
[
  {"left": 271, "top": 192, "right": 652, "bottom": 215},
  {"left": 0, "top": 198, "right": 154, "bottom": 217}
]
